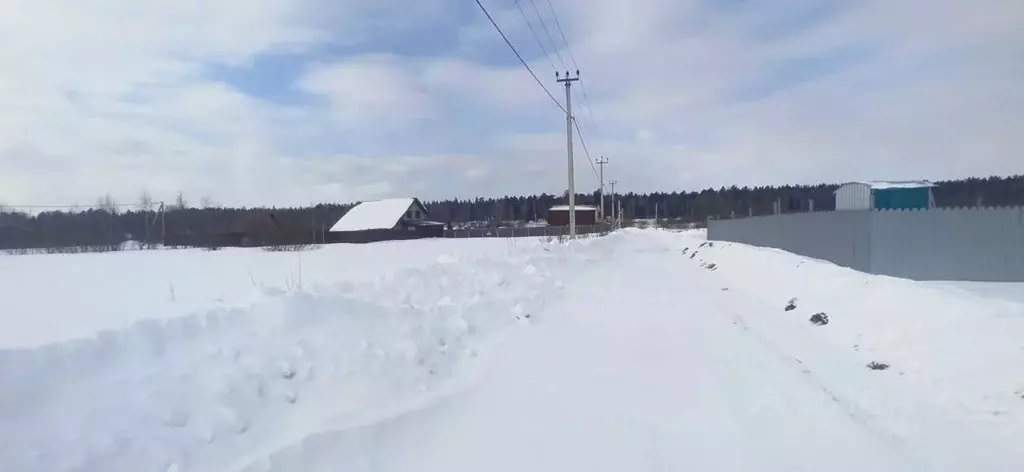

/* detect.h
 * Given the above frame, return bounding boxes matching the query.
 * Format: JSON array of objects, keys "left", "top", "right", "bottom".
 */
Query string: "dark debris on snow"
[{"left": 809, "top": 313, "right": 829, "bottom": 326}]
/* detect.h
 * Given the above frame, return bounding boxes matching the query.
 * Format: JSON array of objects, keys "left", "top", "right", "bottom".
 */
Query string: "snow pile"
[
  {"left": 0, "top": 238, "right": 511, "bottom": 348},
  {"left": 683, "top": 232, "right": 1024, "bottom": 450},
  {"left": 0, "top": 236, "right": 611, "bottom": 472}
]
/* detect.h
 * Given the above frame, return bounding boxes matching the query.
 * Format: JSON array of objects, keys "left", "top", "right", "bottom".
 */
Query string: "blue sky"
[{"left": 0, "top": 0, "right": 1021, "bottom": 207}]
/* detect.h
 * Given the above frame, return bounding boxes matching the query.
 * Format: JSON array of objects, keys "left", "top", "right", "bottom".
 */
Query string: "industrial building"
[{"left": 834, "top": 181, "right": 936, "bottom": 211}]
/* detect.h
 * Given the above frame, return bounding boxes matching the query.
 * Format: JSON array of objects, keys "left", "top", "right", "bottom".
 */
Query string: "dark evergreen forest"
[{"left": 1, "top": 175, "right": 1021, "bottom": 251}]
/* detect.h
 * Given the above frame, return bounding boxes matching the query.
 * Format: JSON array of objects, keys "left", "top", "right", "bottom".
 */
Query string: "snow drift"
[
  {"left": 2, "top": 229, "right": 1023, "bottom": 472},
  {"left": 0, "top": 236, "right": 610, "bottom": 472}
]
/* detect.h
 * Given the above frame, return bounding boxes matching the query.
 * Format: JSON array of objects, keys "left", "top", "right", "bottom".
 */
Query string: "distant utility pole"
[
  {"left": 609, "top": 179, "right": 618, "bottom": 229},
  {"left": 557, "top": 70, "right": 580, "bottom": 239},
  {"left": 596, "top": 156, "right": 608, "bottom": 221}
]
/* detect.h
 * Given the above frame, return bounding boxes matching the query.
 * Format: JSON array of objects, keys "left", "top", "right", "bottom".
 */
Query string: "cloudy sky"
[{"left": 0, "top": 0, "right": 1020, "bottom": 208}]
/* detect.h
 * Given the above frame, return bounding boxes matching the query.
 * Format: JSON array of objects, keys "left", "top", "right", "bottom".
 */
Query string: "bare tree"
[
  {"left": 173, "top": 191, "right": 188, "bottom": 210},
  {"left": 97, "top": 194, "right": 119, "bottom": 214},
  {"left": 200, "top": 195, "right": 215, "bottom": 209},
  {"left": 139, "top": 190, "right": 154, "bottom": 212}
]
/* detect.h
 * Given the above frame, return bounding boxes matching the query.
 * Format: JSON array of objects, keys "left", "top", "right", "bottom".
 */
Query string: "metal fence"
[
  {"left": 707, "top": 207, "right": 1024, "bottom": 282},
  {"left": 444, "top": 224, "right": 611, "bottom": 239},
  {"left": 443, "top": 220, "right": 704, "bottom": 239}
]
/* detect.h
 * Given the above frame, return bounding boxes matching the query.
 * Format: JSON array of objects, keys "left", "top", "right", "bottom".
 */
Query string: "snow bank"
[
  {"left": 0, "top": 238, "right": 513, "bottom": 348},
  {"left": 0, "top": 235, "right": 616, "bottom": 472},
  {"left": 685, "top": 233, "right": 1024, "bottom": 444}
]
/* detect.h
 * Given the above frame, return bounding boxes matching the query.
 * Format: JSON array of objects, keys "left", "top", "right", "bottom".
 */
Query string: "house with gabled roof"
[{"left": 328, "top": 197, "right": 445, "bottom": 242}]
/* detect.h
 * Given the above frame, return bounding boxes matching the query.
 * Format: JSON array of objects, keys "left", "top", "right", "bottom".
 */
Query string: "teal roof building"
[{"left": 834, "top": 181, "right": 936, "bottom": 211}]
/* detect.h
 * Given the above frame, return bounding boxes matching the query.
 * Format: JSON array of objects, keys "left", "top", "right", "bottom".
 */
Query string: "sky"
[{"left": 0, "top": 0, "right": 1021, "bottom": 208}]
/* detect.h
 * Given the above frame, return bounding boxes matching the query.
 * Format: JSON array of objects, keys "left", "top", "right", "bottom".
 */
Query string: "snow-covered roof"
[
  {"left": 330, "top": 198, "right": 420, "bottom": 232},
  {"left": 844, "top": 180, "right": 936, "bottom": 190},
  {"left": 549, "top": 205, "right": 598, "bottom": 211}
]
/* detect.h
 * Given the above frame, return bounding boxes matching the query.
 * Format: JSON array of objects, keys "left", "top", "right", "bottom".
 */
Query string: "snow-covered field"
[
  {"left": 0, "top": 240, "right": 510, "bottom": 348},
  {"left": 1, "top": 230, "right": 1023, "bottom": 471}
]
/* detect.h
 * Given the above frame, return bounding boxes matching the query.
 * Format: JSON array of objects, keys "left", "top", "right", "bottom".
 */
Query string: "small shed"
[
  {"left": 834, "top": 181, "right": 936, "bottom": 211},
  {"left": 547, "top": 205, "right": 598, "bottom": 226},
  {"left": 329, "top": 198, "right": 444, "bottom": 241}
]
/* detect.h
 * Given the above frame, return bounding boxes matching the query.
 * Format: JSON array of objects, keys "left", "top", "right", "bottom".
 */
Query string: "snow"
[
  {"left": 924, "top": 281, "right": 1024, "bottom": 304},
  {"left": 0, "top": 239, "right": 508, "bottom": 348},
  {"left": 329, "top": 198, "right": 417, "bottom": 232},
  {"left": 848, "top": 180, "right": 936, "bottom": 189},
  {"left": 548, "top": 204, "right": 597, "bottom": 211},
  {"left": 2, "top": 229, "right": 1023, "bottom": 471}
]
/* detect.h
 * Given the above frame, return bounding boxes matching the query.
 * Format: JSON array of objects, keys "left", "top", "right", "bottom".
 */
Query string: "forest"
[{"left": 1, "top": 175, "right": 1022, "bottom": 251}]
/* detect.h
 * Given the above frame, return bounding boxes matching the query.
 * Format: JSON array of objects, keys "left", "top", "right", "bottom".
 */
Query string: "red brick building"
[{"left": 546, "top": 205, "right": 598, "bottom": 226}]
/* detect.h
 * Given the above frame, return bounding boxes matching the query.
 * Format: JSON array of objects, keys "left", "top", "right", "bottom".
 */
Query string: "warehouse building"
[{"left": 834, "top": 181, "right": 936, "bottom": 211}]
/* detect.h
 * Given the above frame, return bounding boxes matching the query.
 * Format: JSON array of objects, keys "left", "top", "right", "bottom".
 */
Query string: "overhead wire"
[
  {"left": 573, "top": 88, "right": 600, "bottom": 182},
  {"left": 543, "top": 0, "right": 604, "bottom": 157},
  {"left": 512, "top": 0, "right": 559, "bottom": 73},
  {"left": 473, "top": 0, "right": 566, "bottom": 114},
  {"left": 527, "top": 0, "right": 568, "bottom": 71},
  {"left": 475, "top": 0, "right": 600, "bottom": 190},
  {"left": 543, "top": 0, "right": 580, "bottom": 75}
]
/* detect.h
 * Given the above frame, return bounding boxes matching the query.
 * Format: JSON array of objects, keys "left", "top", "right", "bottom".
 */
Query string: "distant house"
[
  {"left": 329, "top": 198, "right": 445, "bottom": 242},
  {"left": 546, "top": 204, "right": 598, "bottom": 226},
  {"left": 834, "top": 181, "right": 936, "bottom": 211}
]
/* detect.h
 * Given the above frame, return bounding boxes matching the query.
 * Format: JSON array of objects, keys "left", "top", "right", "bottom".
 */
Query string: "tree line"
[{"left": 1, "top": 175, "right": 1021, "bottom": 251}]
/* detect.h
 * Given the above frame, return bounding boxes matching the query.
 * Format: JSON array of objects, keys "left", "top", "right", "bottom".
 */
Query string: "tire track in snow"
[
  {"left": 682, "top": 235, "right": 1024, "bottom": 471},
  {"left": 680, "top": 238, "right": 915, "bottom": 453}
]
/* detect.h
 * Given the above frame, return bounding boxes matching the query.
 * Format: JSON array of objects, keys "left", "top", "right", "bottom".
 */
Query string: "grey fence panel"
[
  {"left": 708, "top": 212, "right": 871, "bottom": 272},
  {"left": 708, "top": 207, "right": 1024, "bottom": 282},
  {"left": 870, "top": 207, "right": 1024, "bottom": 282}
]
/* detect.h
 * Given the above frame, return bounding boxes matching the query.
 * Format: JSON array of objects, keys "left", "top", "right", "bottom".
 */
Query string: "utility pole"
[
  {"left": 596, "top": 156, "right": 608, "bottom": 221},
  {"left": 159, "top": 202, "right": 166, "bottom": 245},
  {"left": 609, "top": 179, "right": 618, "bottom": 229},
  {"left": 557, "top": 70, "right": 580, "bottom": 239}
]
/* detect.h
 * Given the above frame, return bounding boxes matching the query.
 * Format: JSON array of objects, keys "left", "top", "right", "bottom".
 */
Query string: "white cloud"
[
  {"left": 298, "top": 54, "right": 434, "bottom": 126},
  {"left": 0, "top": 0, "right": 1020, "bottom": 207}
]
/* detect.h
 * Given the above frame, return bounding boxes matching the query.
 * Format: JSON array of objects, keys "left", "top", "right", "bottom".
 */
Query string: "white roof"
[
  {"left": 843, "top": 180, "right": 935, "bottom": 190},
  {"left": 330, "top": 198, "right": 418, "bottom": 232},
  {"left": 549, "top": 205, "right": 598, "bottom": 211}
]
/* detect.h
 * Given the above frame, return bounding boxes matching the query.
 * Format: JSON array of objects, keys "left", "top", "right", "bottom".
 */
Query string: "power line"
[
  {"left": 574, "top": 115, "right": 600, "bottom": 181},
  {"left": 474, "top": 0, "right": 565, "bottom": 114},
  {"left": 543, "top": 0, "right": 603, "bottom": 151},
  {"left": 2, "top": 201, "right": 165, "bottom": 209},
  {"left": 528, "top": 0, "right": 568, "bottom": 71},
  {"left": 476, "top": 0, "right": 599, "bottom": 191},
  {"left": 512, "top": 0, "right": 558, "bottom": 73},
  {"left": 544, "top": 0, "right": 579, "bottom": 70}
]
